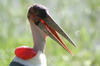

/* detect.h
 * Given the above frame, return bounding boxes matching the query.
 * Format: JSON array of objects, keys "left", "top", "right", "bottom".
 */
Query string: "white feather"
[{"left": 12, "top": 51, "right": 47, "bottom": 66}]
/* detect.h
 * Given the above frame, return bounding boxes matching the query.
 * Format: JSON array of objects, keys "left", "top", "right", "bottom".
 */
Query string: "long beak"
[{"left": 38, "top": 14, "right": 76, "bottom": 55}]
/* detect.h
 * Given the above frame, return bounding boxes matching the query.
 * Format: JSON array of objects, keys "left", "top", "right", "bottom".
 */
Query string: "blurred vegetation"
[{"left": 0, "top": 0, "right": 100, "bottom": 66}]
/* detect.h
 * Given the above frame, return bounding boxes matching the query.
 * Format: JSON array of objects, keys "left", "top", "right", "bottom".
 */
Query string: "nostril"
[{"left": 15, "top": 46, "right": 36, "bottom": 60}]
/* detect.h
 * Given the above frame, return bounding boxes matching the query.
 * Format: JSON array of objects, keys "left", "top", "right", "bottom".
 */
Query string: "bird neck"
[{"left": 30, "top": 22, "right": 46, "bottom": 52}]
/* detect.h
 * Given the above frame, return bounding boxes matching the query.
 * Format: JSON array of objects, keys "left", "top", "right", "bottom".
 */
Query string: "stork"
[{"left": 9, "top": 4, "right": 76, "bottom": 66}]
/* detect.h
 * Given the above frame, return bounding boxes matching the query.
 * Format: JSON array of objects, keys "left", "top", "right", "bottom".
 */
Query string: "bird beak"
[{"left": 37, "top": 14, "right": 76, "bottom": 55}]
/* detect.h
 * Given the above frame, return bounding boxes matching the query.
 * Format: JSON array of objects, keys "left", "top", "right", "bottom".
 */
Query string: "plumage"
[{"left": 9, "top": 51, "right": 46, "bottom": 66}]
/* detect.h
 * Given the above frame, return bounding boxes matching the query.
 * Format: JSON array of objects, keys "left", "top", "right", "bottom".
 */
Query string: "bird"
[{"left": 9, "top": 4, "right": 76, "bottom": 66}]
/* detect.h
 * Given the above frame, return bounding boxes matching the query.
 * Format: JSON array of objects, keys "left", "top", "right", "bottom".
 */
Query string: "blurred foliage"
[{"left": 0, "top": 0, "right": 100, "bottom": 66}]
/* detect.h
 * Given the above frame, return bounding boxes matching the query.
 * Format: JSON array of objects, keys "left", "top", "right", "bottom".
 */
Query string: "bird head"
[{"left": 28, "top": 4, "right": 76, "bottom": 55}]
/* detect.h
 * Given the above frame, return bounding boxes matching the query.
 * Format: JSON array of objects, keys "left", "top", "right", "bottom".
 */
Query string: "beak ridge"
[
  {"left": 39, "top": 17, "right": 75, "bottom": 55},
  {"left": 44, "top": 15, "right": 76, "bottom": 47}
]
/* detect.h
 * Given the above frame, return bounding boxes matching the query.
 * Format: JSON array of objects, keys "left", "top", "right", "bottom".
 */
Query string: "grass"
[{"left": 0, "top": 0, "right": 100, "bottom": 66}]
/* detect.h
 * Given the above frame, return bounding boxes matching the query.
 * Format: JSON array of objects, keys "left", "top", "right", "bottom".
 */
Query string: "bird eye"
[
  {"left": 35, "top": 11, "right": 38, "bottom": 15},
  {"left": 34, "top": 21, "right": 40, "bottom": 25}
]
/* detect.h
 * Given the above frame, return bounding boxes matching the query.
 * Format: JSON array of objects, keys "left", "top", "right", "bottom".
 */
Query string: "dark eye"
[
  {"left": 35, "top": 11, "right": 38, "bottom": 15},
  {"left": 34, "top": 21, "right": 40, "bottom": 25}
]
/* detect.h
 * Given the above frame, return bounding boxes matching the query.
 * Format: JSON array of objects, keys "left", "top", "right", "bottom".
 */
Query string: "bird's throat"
[{"left": 30, "top": 22, "right": 46, "bottom": 52}]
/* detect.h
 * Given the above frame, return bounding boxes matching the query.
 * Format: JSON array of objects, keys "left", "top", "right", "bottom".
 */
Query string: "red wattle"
[{"left": 15, "top": 46, "right": 36, "bottom": 60}]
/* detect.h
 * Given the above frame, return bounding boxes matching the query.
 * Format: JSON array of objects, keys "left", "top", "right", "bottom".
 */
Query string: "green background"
[{"left": 0, "top": 0, "right": 100, "bottom": 66}]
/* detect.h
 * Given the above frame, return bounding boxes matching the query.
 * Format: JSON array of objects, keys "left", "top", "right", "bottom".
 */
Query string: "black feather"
[{"left": 9, "top": 61, "right": 25, "bottom": 66}]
